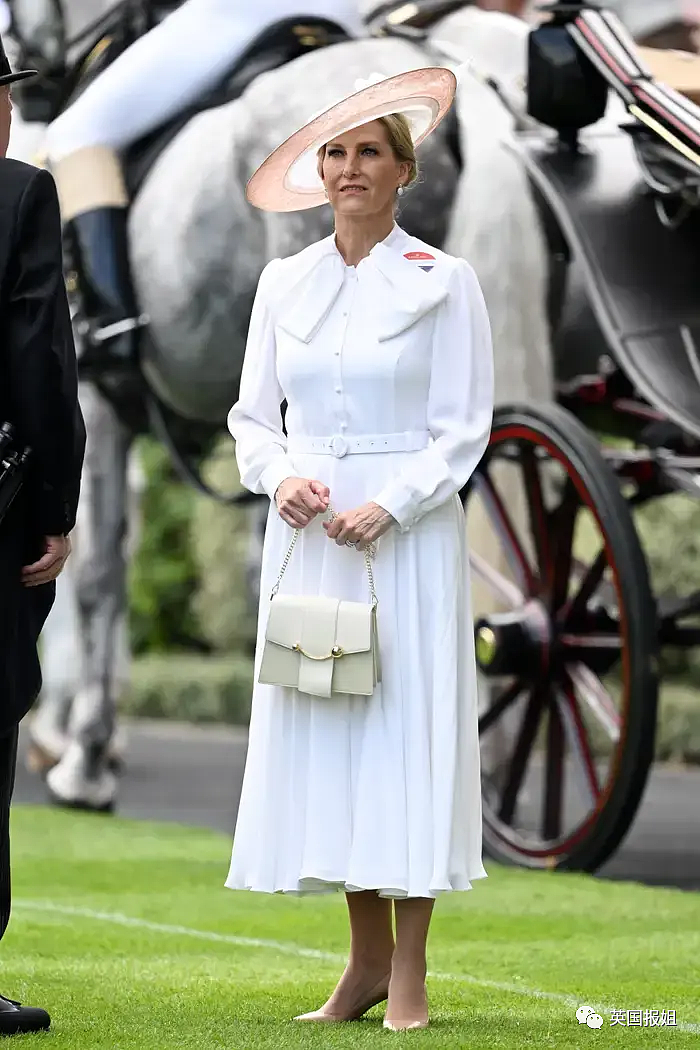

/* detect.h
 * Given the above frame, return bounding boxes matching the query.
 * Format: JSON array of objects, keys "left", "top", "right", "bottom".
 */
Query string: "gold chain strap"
[{"left": 271, "top": 503, "right": 378, "bottom": 605}]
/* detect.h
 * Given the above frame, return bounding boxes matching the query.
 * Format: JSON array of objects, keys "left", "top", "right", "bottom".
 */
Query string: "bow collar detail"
[{"left": 273, "top": 230, "right": 448, "bottom": 343}]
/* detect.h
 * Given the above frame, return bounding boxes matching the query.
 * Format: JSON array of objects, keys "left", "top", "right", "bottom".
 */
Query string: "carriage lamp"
[
  {"left": 474, "top": 604, "right": 551, "bottom": 678},
  {"left": 475, "top": 625, "right": 497, "bottom": 668},
  {"left": 527, "top": 3, "right": 608, "bottom": 147}
]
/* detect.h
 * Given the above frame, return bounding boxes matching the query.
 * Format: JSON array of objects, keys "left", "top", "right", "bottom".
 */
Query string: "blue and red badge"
[{"left": 404, "top": 251, "right": 435, "bottom": 273}]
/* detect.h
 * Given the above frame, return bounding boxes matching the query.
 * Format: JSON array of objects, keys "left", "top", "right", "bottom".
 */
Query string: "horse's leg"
[
  {"left": 28, "top": 428, "right": 143, "bottom": 778},
  {"left": 105, "top": 444, "right": 146, "bottom": 771},
  {"left": 46, "top": 381, "right": 132, "bottom": 812},
  {"left": 26, "top": 570, "right": 80, "bottom": 773}
]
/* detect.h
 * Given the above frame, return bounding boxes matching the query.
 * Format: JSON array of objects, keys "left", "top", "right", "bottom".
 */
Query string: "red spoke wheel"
[{"left": 464, "top": 403, "right": 658, "bottom": 872}]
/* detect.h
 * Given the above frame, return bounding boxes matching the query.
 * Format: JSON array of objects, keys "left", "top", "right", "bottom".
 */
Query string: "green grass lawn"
[{"left": 3, "top": 806, "right": 700, "bottom": 1048}]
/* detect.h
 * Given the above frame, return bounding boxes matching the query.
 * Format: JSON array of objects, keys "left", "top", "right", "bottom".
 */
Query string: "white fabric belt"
[{"left": 287, "top": 431, "right": 430, "bottom": 458}]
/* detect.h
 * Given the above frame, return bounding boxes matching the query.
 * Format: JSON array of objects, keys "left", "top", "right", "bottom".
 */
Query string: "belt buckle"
[{"left": 329, "top": 435, "right": 348, "bottom": 458}]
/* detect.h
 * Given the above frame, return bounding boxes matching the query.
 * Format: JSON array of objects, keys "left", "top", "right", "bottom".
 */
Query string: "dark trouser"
[{"left": 0, "top": 727, "right": 19, "bottom": 945}]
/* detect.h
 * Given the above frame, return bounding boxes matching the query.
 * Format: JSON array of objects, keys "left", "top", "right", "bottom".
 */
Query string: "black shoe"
[
  {"left": 0, "top": 995, "right": 50, "bottom": 1036},
  {"left": 65, "top": 205, "right": 147, "bottom": 373}
]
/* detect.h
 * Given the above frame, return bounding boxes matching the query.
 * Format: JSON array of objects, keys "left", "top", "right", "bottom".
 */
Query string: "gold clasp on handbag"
[{"left": 292, "top": 643, "right": 344, "bottom": 660}]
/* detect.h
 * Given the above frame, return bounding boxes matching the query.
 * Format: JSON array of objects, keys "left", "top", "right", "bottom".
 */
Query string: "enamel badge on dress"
[{"left": 404, "top": 251, "right": 435, "bottom": 273}]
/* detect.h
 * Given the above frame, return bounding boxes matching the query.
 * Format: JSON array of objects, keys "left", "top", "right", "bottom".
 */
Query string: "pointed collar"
[{"left": 273, "top": 225, "right": 448, "bottom": 343}]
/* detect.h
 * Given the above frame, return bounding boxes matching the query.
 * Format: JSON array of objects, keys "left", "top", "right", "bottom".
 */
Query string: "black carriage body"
[
  {"left": 460, "top": 4, "right": 700, "bottom": 876},
  {"left": 518, "top": 125, "right": 700, "bottom": 443},
  {"left": 471, "top": 115, "right": 700, "bottom": 872},
  {"left": 516, "top": 4, "right": 700, "bottom": 554}
]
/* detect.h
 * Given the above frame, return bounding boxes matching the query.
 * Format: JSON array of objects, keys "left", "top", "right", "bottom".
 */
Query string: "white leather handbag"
[{"left": 258, "top": 508, "right": 381, "bottom": 699}]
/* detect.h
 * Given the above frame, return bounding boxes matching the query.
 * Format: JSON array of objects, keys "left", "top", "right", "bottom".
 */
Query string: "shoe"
[
  {"left": 45, "top": 742, "right": 117, "bottom": 814},
  {"left": 383, "top": 1018, "right": 429, "bottom": 1031},
  {"left": 66, "top": 205, "right": 147, "bottom": 374},
  {"left": 294, "top": 973, "right": 390, "bottom": 1023},
  {"left": 0, "top": 994, "right": 50, "bottom": 1035}
]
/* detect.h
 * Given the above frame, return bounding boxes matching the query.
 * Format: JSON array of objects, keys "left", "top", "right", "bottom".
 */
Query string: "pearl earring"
[{"left": 397, "top": 185, "right": 405, "bottom": 197}]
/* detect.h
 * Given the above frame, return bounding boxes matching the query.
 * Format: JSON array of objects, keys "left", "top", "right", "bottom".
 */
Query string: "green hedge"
[
  {"left": 188, "top": 438, "right": 260, "bottom": 655},
  {"left": 127, "top": 435, "right": 263, "bottom": 658},
  {"left": 128, "top": 437, "right": 205, "bottom": 654},
  {"left": 635, "top": 493, "right": 700, "bottom": 598},
  {"left": 122, "top": 653, "right": 254, "bottom": 725},
  {"left": 634, "top": 493, "right": 700, "bottom": 681}
]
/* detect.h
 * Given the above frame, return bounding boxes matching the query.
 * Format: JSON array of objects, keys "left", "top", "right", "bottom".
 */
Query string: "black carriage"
[
  {"left": 471, "top": 5, "right": 700, "bottom": 874},
  {"left": 374, "top": 0, "right": 700, "bottom": 873}
]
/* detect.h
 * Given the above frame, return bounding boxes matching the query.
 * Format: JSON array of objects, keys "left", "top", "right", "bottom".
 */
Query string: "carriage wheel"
[{"left": 464, "top": 403, "right": 658, "bottom": 872}]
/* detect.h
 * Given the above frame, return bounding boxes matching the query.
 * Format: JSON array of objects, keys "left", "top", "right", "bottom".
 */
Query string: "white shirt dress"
[{"left": 225, "top": 224, "right": 494, "bottom": 899}]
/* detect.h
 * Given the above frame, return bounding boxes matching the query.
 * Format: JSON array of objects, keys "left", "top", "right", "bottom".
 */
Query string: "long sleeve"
[
  {"left": 372, "top": 259, "right": 494, "bottom": 532},
  {"left": 4, "top": 167, "right": 86, "bottom": 535},
  {"left": 227, "top": 258, "right": 298, "bottom": 499}
]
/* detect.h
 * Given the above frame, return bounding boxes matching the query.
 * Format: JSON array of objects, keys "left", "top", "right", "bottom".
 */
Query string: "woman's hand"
[
  {"left": 323, "top": 502, "right": 395, "bottom": 549},
  {"left": 275, "top": 477, "right": 330, "bottom": 528}
]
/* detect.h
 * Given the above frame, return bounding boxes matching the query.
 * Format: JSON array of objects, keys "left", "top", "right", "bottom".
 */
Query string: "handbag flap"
[
  {"left": 266, "top": 595, "right": 339, "bottom": 656},
  {"left": 266, "top": 595, "right": 373, "bottom": 656},
  {"left": 335, "top": 600, "right": 374, "bottom": 655}
]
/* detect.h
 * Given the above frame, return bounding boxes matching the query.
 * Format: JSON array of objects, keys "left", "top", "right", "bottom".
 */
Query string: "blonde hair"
[{"left": 317, "top": 113, "right": 419, "bottom": 190}]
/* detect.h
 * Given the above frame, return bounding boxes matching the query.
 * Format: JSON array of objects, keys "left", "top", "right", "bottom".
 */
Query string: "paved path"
[{"left": 12, "top": 719, "right": 700, "bottom": 891}]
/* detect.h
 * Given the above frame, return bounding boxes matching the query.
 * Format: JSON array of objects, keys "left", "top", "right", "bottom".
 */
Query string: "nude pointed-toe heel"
[
  {"left": 293, "top": 1010, "right": 344, "bottom": 1023},
  {"left": 293, "top": 974, "right": 390, "bottom": 1023},
  {"left": 383, "top": 1018, "right": 429, "bottom": 1031}
]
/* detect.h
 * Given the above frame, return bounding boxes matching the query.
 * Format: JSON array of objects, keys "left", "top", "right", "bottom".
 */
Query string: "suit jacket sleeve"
[
  {"left": 5, "top": 167, "right": 86, "bottom": 535},
  {"left": 371, "top": 259, "right": 494, "bottom": 532}
]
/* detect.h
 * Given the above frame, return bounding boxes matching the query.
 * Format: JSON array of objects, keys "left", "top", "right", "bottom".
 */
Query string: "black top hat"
[{"left": 0, "top": 33, "right": 37, "bottom": 87}]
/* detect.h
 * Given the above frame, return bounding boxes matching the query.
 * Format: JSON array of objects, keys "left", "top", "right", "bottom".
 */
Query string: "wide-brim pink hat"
[{"left": 245, "top": 67, "right": 457, "bottom": 212}]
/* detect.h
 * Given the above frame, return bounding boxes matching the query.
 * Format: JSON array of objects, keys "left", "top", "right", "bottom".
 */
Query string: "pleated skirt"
[{"left": 225, "top": 448, "right": 487, "bottom": 898}]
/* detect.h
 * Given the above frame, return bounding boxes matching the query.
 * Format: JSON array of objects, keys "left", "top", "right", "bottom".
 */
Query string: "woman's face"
[{"left": 320, "top": 119, "right": 410, "bottom": 218}]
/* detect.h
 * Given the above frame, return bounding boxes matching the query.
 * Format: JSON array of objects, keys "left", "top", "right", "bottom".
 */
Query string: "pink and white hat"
[{"left": 245, "top": 67, "right": 457, "bottom": 212}]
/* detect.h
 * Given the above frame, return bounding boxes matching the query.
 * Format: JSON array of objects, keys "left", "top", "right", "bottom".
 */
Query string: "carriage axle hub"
[{"left": 474, "top": 601, "right": 552, "bottom": 678}]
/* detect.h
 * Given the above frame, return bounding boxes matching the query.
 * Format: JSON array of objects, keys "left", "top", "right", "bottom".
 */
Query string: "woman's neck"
[{"left": 333, "top": 211, "right": 396, "bottom": 267}]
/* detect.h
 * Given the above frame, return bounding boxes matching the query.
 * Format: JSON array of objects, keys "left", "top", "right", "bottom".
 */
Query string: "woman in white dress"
[{"left": 225, "top": 68, "right": 494, "bottom": 1031}]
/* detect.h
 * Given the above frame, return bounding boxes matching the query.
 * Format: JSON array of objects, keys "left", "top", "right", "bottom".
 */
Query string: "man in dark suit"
[{"left": 0, "top": 35, "right": 85, "bottom": 1036}]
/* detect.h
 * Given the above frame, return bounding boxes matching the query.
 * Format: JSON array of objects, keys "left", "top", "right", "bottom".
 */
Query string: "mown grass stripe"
[{"left": 15, "top": 898, "right": 700, "bottom": 1034}]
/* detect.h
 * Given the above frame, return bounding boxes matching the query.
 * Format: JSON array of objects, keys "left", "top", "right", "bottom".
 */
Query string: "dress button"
[
  {"left": 340, "top": 421, "right": 348, "bottom": 430},
  {"left": 335, "top": 386, "right": 342, "bottom": 394}
]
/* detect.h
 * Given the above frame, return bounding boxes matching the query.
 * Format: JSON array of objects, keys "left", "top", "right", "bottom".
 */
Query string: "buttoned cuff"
[
  {"left": 372, "top": 485, "right": 415, "bottom": 533},
  {"left": 259, "top": 457, "right": 298, "bottom": 502}
]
